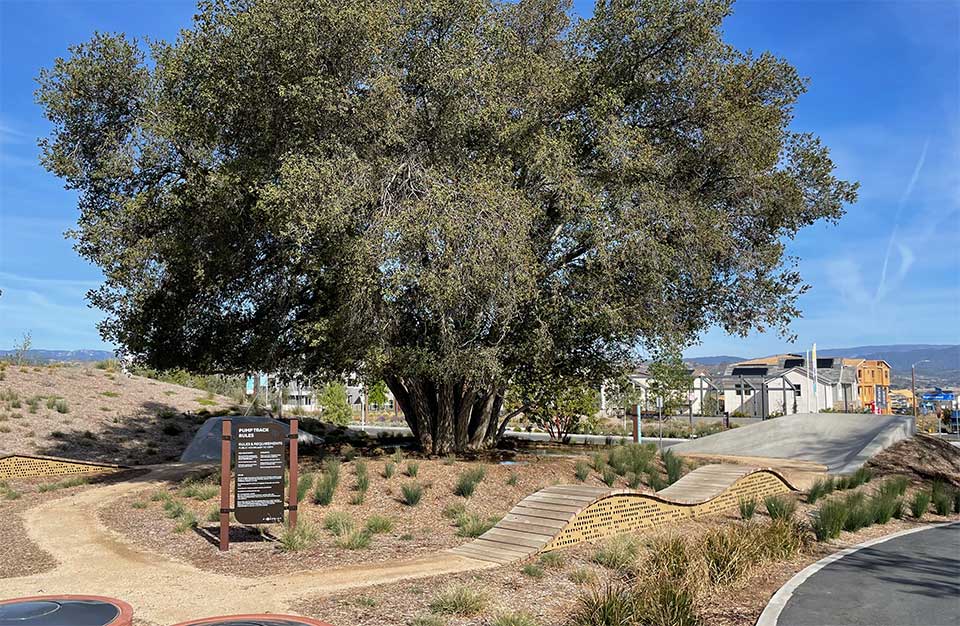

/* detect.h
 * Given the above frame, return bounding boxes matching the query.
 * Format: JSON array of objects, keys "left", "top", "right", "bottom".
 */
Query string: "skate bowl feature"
[
  {"left": 170, "top": 616, "right": 333, "bottom": 626},
  {"left": 0, "top": 595, "right": 133, "bottom": 626},
  {"left": 0, "top": 454, "right": 123, "bottom": 479},
  {"left": 448, "top": 464, "right": 797, "bottom": 564},
  {"left": 669, "top": 413, "right": 913, "bottom": 474}
]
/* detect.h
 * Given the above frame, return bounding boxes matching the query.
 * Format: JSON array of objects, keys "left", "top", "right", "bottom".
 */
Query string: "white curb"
[{"left": 755, "top": 521, "right": 960, "bottom": 626}]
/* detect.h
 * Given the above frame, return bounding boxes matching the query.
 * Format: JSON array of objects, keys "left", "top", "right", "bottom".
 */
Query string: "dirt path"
[{"left": 5, "top": 468, "right": 494, "bottom": 624}]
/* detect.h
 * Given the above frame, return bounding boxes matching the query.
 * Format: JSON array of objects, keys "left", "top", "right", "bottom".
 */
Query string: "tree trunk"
[{"left": 384, "top": 375, "right": 506, "bottom": 455}]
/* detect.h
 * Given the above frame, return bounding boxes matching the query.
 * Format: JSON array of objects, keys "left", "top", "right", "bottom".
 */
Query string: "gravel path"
[{"left": 4, "top": 466, "right": 494, "bottom": 624}]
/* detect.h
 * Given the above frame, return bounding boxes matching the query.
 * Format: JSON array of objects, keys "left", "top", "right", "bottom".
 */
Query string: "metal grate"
[{"left": 0, "top": 454, "right": 119, "bottom": 479}]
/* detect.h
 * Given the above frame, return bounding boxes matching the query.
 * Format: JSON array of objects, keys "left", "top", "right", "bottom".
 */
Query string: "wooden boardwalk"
[{"left": 447, "top": 464, "right": 797, "bottom": 565}]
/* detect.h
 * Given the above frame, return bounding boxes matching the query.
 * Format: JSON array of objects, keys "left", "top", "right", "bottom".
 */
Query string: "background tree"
[
  {"left": 317, "top": 382, "right": 352, "bottom": 426},
  {"left": 516, "top": 376, "right": 600, "bottom": 441},
  {"left": 648, "top": 354, "right": 694, "bottom": 416},
  {"left": 36, "top": 0, "right": 857, "bottom": 454},
  {"left": 366, "top": 380, "right": 389, "bottom": 410}
]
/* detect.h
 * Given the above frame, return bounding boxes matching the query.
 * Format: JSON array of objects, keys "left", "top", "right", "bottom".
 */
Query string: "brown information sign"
[{"left": 234, "top": 422, "right": 285, "bottom": 525}]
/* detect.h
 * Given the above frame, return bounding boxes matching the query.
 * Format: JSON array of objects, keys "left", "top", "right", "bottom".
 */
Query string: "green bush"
[
  {"left": 506, "top": 472, "right": 519, "bottom": 486},
  {"left": 54, "top": 398, "right": 70, "bottom": 414},
  {"left": 323, "top": 511, "right": 355, "bottom": 536},
  {"left": 521, "top": 563, "right": 545, "bottom": 579},
  {"left": 592, "top": 534, "right": 641, "bottom": 572},
  {"left": 383, "top": 461, "right": 396, "bottom": 479},
  {"left": 764, "top": 495, "right": 796, "bottom": 521},
  {"left": 849, "top": 467, "right": 873, "bottom": 488},
  {"left": 539, "top": 551, "right": 566, "bottom": 569},
  {"left": 910, "top": 491, "right": 931, "bottom": 518},
  {"left": 336, "top": 528, "right": 372, "bottom": 550},
  {"left": 811, "top": 499, "right": 848, "bottom": 541},
  {"left": 173, "top": 510, "right": 199, "bottom": 533},
  {"left": 296, "top": 473, "right": 316, "bottom": 502},
  {"left": 662, "top": 449, "right": 683, "bottom": 484},
  {"left": 365, "top": 515, "right": 394, "bottom": 534},
  {"left": 279, "top": 521, "right": 318, "bottom": 551},
  {"left": 647, "top": 470, "right": 666, "bottom": 491},
  {"left": 455, "top": 512, "right": 499, "bottom": 538},
  {"left": 569, "top": 582, "right": 640, "bottom": 626},
  {"left": 317, "top": 382, "right": 352, "bottom": 425},
  {"left": 755, "top": 519, "right": 807, "bottom": 560},
  {"left": 313, "top": 472, "right": 338, "bottom": 506},
  {"left": 429, "top": 585, "right": 487, "bottom": 616},
  {"left": 702, "top": 526, "right": 753, "bottom": 585},
  {"left": 405, "top": 462, "right": 419, "bottom": 477},
  {"left": 454, "top": 467, "right": 486, "bottom": 497},
  {"left": 931, "top": 483, "right": 953, "bottom": 516},
  {"left": 738, "top": 496, "right": 757, "bottom": 520},
  {"left": 402, "top": 482, "right": 424, "bottom": 505},
  {"left": 842, "top": 494, "right": 874, "bottom": 532},
  {"left": 807, "top": 477, "right": 835, "bottom": 504},
  {"left": 601, "top": 466, "right": 617, "bottom": 487},
  {"left": 574, "top": 460, "right": 590, "bottom": 482},
  {"left": 568, "top": 567, "right": 596, "bottom": 585},
  {"left": 870, "top": 492, "right": 899, "bottom": 525},
  {"left": 442, "top": 501, "right": 466, "bottom": 519},
  {"left": 878, "top": 476, "right": 909, "bottom": 498}
]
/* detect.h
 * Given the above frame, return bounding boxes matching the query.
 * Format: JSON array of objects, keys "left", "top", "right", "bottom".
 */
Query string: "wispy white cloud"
[{"left": 876, "top": 140, "right": 928, "bottom": 301}]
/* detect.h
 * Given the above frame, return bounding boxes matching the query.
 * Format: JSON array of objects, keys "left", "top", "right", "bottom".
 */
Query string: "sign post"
[
  {"left": 218, "top": 418, "right": 299, "bottom": 552},
  {"left": 219, "top": 420, "right": 231, "bottom": 552}
]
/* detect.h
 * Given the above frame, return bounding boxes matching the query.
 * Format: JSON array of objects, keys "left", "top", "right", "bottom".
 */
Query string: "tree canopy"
[{"left": 37, "top": 0, "right": 857, "bottom": 453}]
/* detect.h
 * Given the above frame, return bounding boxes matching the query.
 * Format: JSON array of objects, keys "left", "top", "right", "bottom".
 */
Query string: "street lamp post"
[{"left": 911, "top": 359, "right": 930, "bottom": 435}]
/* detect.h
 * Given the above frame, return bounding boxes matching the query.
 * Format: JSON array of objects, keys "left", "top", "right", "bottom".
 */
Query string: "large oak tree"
[{"left": 37, "top": 0, "right": 857, "bottom": 453}]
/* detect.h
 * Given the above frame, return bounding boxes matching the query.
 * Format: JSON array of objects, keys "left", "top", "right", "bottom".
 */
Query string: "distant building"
[{"left": 844, "top": 359, "right": 891, "bottom": 415}]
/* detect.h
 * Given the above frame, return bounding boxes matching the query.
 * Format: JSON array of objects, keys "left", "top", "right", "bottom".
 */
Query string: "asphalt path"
[
  {"left": 347, "top": 424, "right": 688, "bottom": 448},
  {"left": 776, "top": 523, "right": 960, "bottom": 626}
]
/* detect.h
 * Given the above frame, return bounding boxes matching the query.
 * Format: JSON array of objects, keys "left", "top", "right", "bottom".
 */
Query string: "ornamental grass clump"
[
  {"left": 429, "top": 585, "right": 488, "bottom": 616},
  {"left": 764, "top": 495, "right": 796, "bottom": 521},
  {"left": 383, "top": 461, "right": 396, "bottom": 479},
  {"left": 910, "top": 490, "right": 931, "bottom": 518},
  {"left": 405, "top": 461, "right": 419, "bottom": 478},
  {"left": 365, "top": 515, "right": 394, "bottom": 534},
  {"left": 313, "top": 472, "right": 338, "bottom": 506},
  {"left": 323, "top": 511, "right": 355, "bottom": 536},
  {"left": 296, "top": 472, "right": 315, "bottom": 502},
  {"left": 878, "top": 475, "right": 909, "bottom": 498},
  {"left": 601, "top": 466, "right": 617, "bottom": 487},
  {"left": 279, "top": 521, "right": 319, "bottom": 552},
  {"left": 931, "top": 481, "right": 954, "bottom": 516},
  {"left": 701, "top": 526, "right": 755, "bottom": 585},
  {"left": 402, "top": 481, "right": 424, "bottom": 505},
  {"left": 574, "top": 460, "right": 590, "bottom": 482},
  {"left": 738, "top": 496, "right": 757, "bottom": 520},
  {"left": 806, "top": 477, "right": 835, "bottom": 504},
  {"left": 662, "top": 449, "right": 683, "bottom": 485},
  {"left": 811, "top": 499, "right": 847, "bottom": 541},
  {"left": 336, "top": 528, "right": 372, "bottom": 550},
  {"left": 454, "top": 467, "right": 486, "bottom": 497},
  {"left": 455, "top": 512, "right": 499, "bottom": 538},
  {"left": 592, "top": 534, "right": 641, "bottom": 573}
]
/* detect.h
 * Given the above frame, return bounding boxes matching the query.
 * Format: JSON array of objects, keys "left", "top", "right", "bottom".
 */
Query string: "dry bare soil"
[{"left": 0, "top": 363, "right": 234, "bottom": 464}]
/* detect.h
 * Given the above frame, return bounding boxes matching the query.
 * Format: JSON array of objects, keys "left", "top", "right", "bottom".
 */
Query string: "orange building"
[{"left": 844, "top": 359, "right": 891, "bottom": 414}]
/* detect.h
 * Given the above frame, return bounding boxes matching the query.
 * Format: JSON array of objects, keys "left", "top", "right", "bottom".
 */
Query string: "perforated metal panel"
[
  {"left": 541, "top": 470, "right": 792, "bottom": 552},
  {"left": 0, "top": 455, "right": 119, "bottom": 479}
]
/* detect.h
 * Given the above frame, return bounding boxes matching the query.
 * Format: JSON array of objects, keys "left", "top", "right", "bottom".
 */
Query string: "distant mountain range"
[
  {"left": 0, "top": 349, "right": 114, "bottom": 363},
  {"left": 688, "top": 344, "right": 960, "bottom": 386}
]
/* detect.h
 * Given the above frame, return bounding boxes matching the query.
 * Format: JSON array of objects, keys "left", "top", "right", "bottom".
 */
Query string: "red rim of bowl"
[{"left": 0, "top": 594, "right": 133, "bottom": 626}]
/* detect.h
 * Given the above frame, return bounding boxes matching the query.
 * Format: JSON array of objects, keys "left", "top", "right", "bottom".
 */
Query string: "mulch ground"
[{"left": 99, "top": 452, "right": 669, "bottom": 578}]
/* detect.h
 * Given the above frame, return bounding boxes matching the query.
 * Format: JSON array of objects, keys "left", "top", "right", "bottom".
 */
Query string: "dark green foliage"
[
  {"left": 455, "top": 512, "right": 499, "bottom": 538},
  {"left": 454, "top": 467, "right": 486, "bottom": 497},
  {"left": 878, "top": 476, "right": 909, "bottom": 498},
  {"left": 842, "top": 493, "right": 873, "bottom": 532},
  {"left": 318, "top": 383, "right": 352, "bottom": 426},
  {"left": 36, "top": 0, "right": 856, "bottom": 455},
  {"left": 764, "top": 495, "right": 796, "bottom": 521},
  {"left": 931, "top": 482, "right": 953, "bottom": 516},
  {"left": 401, "top": 482, "right": 424, "bottom": 506},
  {"left": 601, "top": 467, "right": 617, "bottom": 487},
  {"left": 313, "top": 472, "right": 338, "bottom": 506},
  {"left": 807, "top": 476, "right": 835, "bottom": 504},
  {"left": 574, "top": 461, "right": 590, "bottom": 482},
  {"left": 647, "top": 470, "right": 667, "bottom": 492},
  {"left": 870, "top": 492, "right": 899, "bottom": 525},
  {"left": 405, "top": 462, "right": 419, "bottom": 478},
  {"left": 811, "top": 499, "right": 848, "bottom": 541},
  {"left": 911, "top": 491, "right": 931, "bottom": 518},
  {"left": 662, "top": 449, "right": 683, "bottom": 485}
]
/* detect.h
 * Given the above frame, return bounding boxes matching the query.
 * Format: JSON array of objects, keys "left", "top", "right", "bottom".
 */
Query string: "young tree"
[
  {"left": 36, "top": 0, "right": 857, "bottom": 453},
  {"left": 517, "top": 376, "right": 600, "bottom": 441},
  {"left": 317, "top": 382, "right": 352, "bottom": 426},
  {"left": 13, "top": 331, "right": 32, "bottom": 366},
  {"left": 648, "top": 354, "right": 694, "bottom": 416},
  {"left": 366, "top": 379, "right": 389, "bottom": 410}
]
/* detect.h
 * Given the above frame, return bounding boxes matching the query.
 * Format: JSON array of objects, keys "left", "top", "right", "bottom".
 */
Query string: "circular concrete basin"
[{"left": 0, "top": 595, "right": 133, "bottom": 626}]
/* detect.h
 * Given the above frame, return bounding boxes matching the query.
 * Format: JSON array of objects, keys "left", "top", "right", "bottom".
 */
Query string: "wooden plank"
[
  {"left": 509, "top": 505, "right": 577, "bottom": 521},
  {"left": 479, "top": 528, "right": 551, "bottom": 549},
  {"left": 468, "top": 538, "right": 535, "bottom": 556},
  {"left": 525, "top": 492, "right": 597, "bottom": 505},
  {"left": 511, "top": 499, "right": 582, "bottom": 514},
  {"left": 496, "top": 520, "right": 564, "bottom": 536},
  {"left": 448, "top": 547, "right": 514, "bottom": 564}
]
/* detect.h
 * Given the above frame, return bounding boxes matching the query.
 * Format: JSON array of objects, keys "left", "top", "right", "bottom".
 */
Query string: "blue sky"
[{"left": 0, "top": 0, "right": 958, "bottom": 356}]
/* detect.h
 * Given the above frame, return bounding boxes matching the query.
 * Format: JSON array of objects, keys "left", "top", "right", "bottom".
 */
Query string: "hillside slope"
[{"left": 0, "top": 363, "right": 236, "bottom": 465}]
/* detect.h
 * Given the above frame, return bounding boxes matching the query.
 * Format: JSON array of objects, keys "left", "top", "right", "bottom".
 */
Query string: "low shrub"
[
  {"left": 455, "top": 512, "right": 499, "bottom": 538},
  {"left": 163, "top": 499, "right": 186, "bottom": 519},
  {"left": 811, "top": 499, "right": 848, "bottom": 541},
  {"left": 645, "top": 535, "right": 694, "bottom": 584},
  {"left": 454, "top": 467, "right": 486, "bottom": 497},
  {"left": 313, "top": 473, "right": 338, "bottom": 506},
  {"left": 647, "top": 470, "right": 666, "bottom": 491},
  {"left": 539, "top": 550, "right": 566, "bottom": 569},
  {"left": 383, "top": 461, "right": 396, "bottom": 479},
  {"left": 569, "top": 582, "right": 640, "bottom": 626},
  {"left": 405, "top": 462, "right": 420, "bottom": 478},
  {"left": 910, "top": 490, "right": 931, "bottom": 518},
  {"left": 626, "top": 472, "right": 643, "bottom": 489},
  {"left": 365, "top": 515, "right": 393, "bottom": 534},
  {"left": 336, "top": 528, "right": 372, "bottom": 550},
  {"left": 807, "top": 477, "right": 835, "bottom": 504},
  {"left": 590, "top": 452, "right": 607, "bottom": 472},
  {"left": 755, "top": 519, "right": 807, "bottom": 560},
  {"left": 931, "top": 485, "right": 953, "bottom": 516},
  {"left": 702, "top": 526, "right": 754, "bottom": 585},
  {"left": 521, "top": 563, "right": 545, "bottom": 579},
  {"left": 574, "top": 461, "right": 590, "bottom": 482},
  {"left": 878, "top": 475, "right": 909, "bottom": 498},
  {"left": 662, "top": 449, "right": 683, "bottom": 484},
  {"left": 849, "top": 467, "right": 872, "bottom": 488},
  {"left": 279, "top": 521, "right": 319, "bottom": 551},
  {"left": 402, "top": 481, "right": 424, "bottom": 505},
  {"left": 492, "top": 612, "right": 539, "bottom": 626},
  {"left": 870, "top": 492, "right": 899, "bottom": 525},
  {"left": 429, "top": 585, "right": 487, "bottom": 616},
  {"left": 568, "top": 567, "right": 596, "bottom": 585},
  {"left": 180, "top": 483, "right": 218, "bottom": 500},
  {"left": 764, "top": 495, "right": 796, "bottom": 521},
  {"left": 323, "top": 511, "right": 354, "bottom": 536},
  {"left": 843, "top": 493, "right": 874, "bottom": 532},
  {"left": 506, "top": 472, "right": 519, "bottom": 486},
  {"left": 739, "top": 496, "right": 757, "bottom": 520},
  {"left": 442, "top": 501, "right": 466, "bottom": 519},
  {"left": 296, "top": 473, "right": 316, "bottom": 502},
  {"left": 592, "top": 534, "right": 641, "bottom": 572},
  {"left": 601, "top": 467, "right": 617, "bottom": 487}
]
